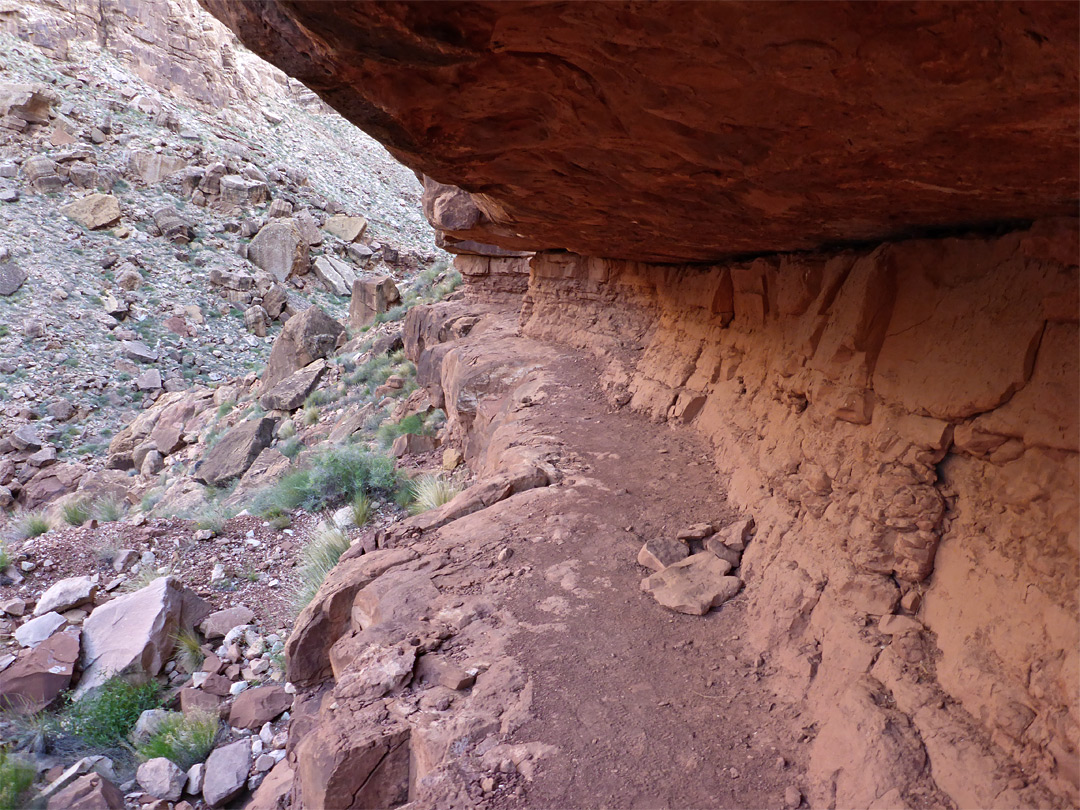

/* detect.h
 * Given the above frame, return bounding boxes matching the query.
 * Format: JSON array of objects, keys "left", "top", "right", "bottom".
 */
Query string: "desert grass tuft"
[{"left": 407, "top": 474, "right": 461, "bottom": 515}]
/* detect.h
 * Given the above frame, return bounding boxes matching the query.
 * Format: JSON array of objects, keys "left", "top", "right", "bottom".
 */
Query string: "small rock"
[
  {"left": 34, "top": 575, "right": 97, "bottom": 615},
  {"left": 784, "top": 786, "right": 803, "bottom": 809},
  {"left": 637, "top": 537, "right": 690, "bottom": 572},
  {"left": 676, "top": 523, "right": 715, "bottom": 542},
  {"left": 185, "top": 762, "right": 204, "bottom": 795},
  {"left": 136, "top": 757, "right": 185, "bottom": 801}
]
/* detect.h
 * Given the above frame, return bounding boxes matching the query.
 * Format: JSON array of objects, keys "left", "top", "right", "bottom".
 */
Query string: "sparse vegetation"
[
  {"left": 172, "top": 629, "right": 204, "bottom": 673},
  {"left": 216, "top": 399, "right": 236, "bottom": 417},
  {"left": 253, "top": 444, "right": 398, "bottom": 516},
  {"left": 191, "top": 502, "right": 234, "bottom": 535},
  {"left": 94, "top": 496, "right": 125, "bottom": 523},
  {"left": 60, "top": 677, "right": 162, "bottom": 748},
  {"left": 407, "top": 474, "right": 461, "bottom": 514},
  {"left": 61, "top": 499, "right": 92, "bottom": 527},
  {"left": 14, "top": 511, "right": 49, "bottom": 539},
  {"left": 134, "top": 710, "right": 219, "bottom": 771},
  {"left": 351, "top": 492, "right": 372, "bottom": 527},
  {"left": 0, "top": 748, "right": 34, "bottom": 810},
  {"left": 0, "top": 541, "right": 9, "bottom": 572},
  {"left": 292, "top": 522, "right": 351, "bottom": 614},
  {"left": 302, "top": 403, "right": 320, "bottom": 426},
  {"left": 375, "top": 413, "right": 428, "bottom": 449}
]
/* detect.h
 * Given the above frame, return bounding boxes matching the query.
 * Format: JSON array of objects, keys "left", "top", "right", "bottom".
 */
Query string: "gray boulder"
[{"left": 195, "top": 418, "right": 276, "bottom": 487}]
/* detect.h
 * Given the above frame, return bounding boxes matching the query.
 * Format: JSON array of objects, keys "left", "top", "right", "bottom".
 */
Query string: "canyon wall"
[{"left": 507, "top": 218, "right": 1078, "bottom": 808}]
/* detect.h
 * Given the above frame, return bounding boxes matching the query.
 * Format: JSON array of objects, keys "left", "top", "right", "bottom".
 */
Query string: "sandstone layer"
[{"left": 200, "top": 1, "right": 1077, "bottom": 261}]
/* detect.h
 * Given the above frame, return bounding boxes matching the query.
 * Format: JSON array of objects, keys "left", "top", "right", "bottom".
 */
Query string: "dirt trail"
[{"left": 488, "top": 352, "right": 807, "bottom": 810}]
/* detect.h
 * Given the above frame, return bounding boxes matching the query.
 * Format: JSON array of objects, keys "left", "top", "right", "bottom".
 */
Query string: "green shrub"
[
  {"left": 0, "top": 748, "right": 34, "bottom": 810},
  {"left": 61, "top": 499, "right": 92, "bottom": 527},
  {"left": 61, "top": 677, "right": 162, "bottom": 747},
  {"left": 408, "top": 474, "right": 461, "bottom": 515},
  {"left": 279, "top": 437, "right": 303, "bottom": 460},
  {"left": 216, "top": 400, "right": 236, "bottom": 418},
  {"left": 375, "top": 413, "right": 426, "bottom": 449},
  {"left": 14, "top": 511, "right": 49, "bottom": 539},
  {"left": 0, "top": 541, "right": 8, "bottom": 571},
  {"left": 254, "top": 445, "right": 397, "bottom": 516},
  {"left": 292, "top": 523, "right": 351, "bottom": 615},
  {"left": 135, "top": 710, "right": 219, "bottom": 771}
]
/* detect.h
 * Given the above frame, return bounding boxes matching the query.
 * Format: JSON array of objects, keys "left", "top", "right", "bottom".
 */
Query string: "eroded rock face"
[{"left": 199, "top": 2, "right": 1077, "bottom": 261}]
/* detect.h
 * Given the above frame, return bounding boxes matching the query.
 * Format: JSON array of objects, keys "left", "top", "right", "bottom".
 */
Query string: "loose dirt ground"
[{"left": 486, "top": 352, "right": 808, "bottom": 810}]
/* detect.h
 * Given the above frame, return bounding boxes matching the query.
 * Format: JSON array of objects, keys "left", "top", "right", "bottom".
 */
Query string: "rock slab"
[{"left": 640, "top": 552, "right": 741, "bottom": 615}]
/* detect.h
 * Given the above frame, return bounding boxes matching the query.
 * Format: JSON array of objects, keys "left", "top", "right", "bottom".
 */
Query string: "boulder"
[
  {"left": 640, "top": 553, "right": 742, "bottom": 615},
  {"left": 75, "top": 577, "right": 194, "bottom": 698},
  {"left": 137, "top": 757, "right": 186, "bottom": 801},
  {"left": 45, "top": 773, "right": 124, "bottom": 810},
  {"left": 11, "top": 424, "right": 41, "bottom": 450},
  {"left": 122, "top": 340, "right": 158, "bottom": 363},
  {"left": 248, "top": 219, "right": 308, "bottom": 282},
  {"left": 311, "top": 255, "right": 358, "bottom": 296},
  {"left": 219, "top": 174, "right": 268, "bottom": 207},
  {"left": 0, "top": 259, "right": 26, "bottom": 296},
  {"left": 202, "top": 739, "right": 251, "bottom": 807},
  {"left": 21, "top": 462, "right": 86, "bottom": 509},
  {"left": 228, "top": 686, "right": 293, "bottom": 730},
  {"left": 705, "top": 536, "right": 742, "bottom": 568},
  {"left": 261, "top": 305, "right": 344, "bottom": 391},
  {"left": 244, "top": 304, "right": 269, "bottom": 337},
  {"left": 194, "top": 417, "right": 277, "bottom": 487},
  {"left": 0, "top": 83, "right": 54, "bottom": 124},
  {"left": 199, "top": 606, "right": 254, "bottom": 640},
  {"left": 128, "top": 151, "right": 186, "bottom": 185},
  {"left": 323, "top": 214, "right": 367, "bottom": 243},
  {"left": 258, "top": 359, "right": 327, "bottom": 411},
  {"left": 13, "top": 612, "right": 65, "bottom": 648},
  {"left": 0, "top": 629, "right": 79, "bottom": 712},
  {"left": 391, "top": 433, "right": 436, "bottom": 458},
  {"left": 246, "top": 760, "right": 292, "bottom": 810},
  {"left": 152, "top": 206, "right": 193, "bottom": 244},
  {"left": 136, "top": 369, "right": 163, "bottom": 391},
  {"left": 348, "top": 276, "right": 401, "bottom": 329},
  {"left": 34, "top": 575, "right": 97, "bottom": 615},
  {"left": 637, "top": 538, "right": 690, "bottom": 572},
  {"left": 132, "top": 708, "right": 174, "bottom": 744},
  {"left": 186, "top": 762, "right": 205, "bottom": 795},
  {"left": 715, "top": 517, "right": 755, "bottom": 551},
  {"left": 60, "top": 194, "right": 121, "bottom": 229}
]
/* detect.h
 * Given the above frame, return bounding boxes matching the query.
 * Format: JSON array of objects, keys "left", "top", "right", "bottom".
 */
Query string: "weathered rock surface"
[
  {"left": 34, "top": 575, "right": 97, "bottom": 615},
  {"left": 348, "top": 275, "right": 400, "bottom": 329},
  {"left": 247, "top": 219, "right": 308, "bottom": 283},
  {"left": 258, "top": 359, "right": 327, "bottom": 412},
  {"left": 201, "top": 739, "right": 251, "bottom": 808},
  {"left": 637, "top": 537, "right": 690, "bottom": 572},
  {"left": 261, "top": 305, "right": 344, "bottom": 391},
  {"left": 201, "top": 2, "right": 1078, "bottom": 262},
  {"left": 640, "top": 553, "right": 741, "bottom": 615},
  {"left": 199, "top": 606, "right": 254, "bottom": 640},
  {"left": 76, "top": 577, "right": 196, "bottom": 697},
  {"left": 0, "top": 628, "right": 79, "bottom": 712},
  {"left": 59, "top": 193, "right": 121, "bottom": 229},
  {"left": 228, "top": 685, "right": 292, "bottom": 730},
  {"left": 44, "top": 773, "right": 124, "bottom": 810},
  {"left": 137, "top": 757, "right": 186, "bottom": 802},
  {"left": 14, "top": 611, "right": 66, "bottom": 648},
  {"left": 194, "top": 417, "right": 276, "bottom": 487}
]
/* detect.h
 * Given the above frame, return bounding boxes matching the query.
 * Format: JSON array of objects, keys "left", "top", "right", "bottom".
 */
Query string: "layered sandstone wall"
[
  {"left": 505, "top": 218, "right": 1079, "bottom": 808},
  {"left": 0, "top": 0, "right": 301, "bottom": 108}
]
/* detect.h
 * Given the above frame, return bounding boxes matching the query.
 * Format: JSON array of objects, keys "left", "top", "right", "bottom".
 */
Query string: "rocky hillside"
[{"left": 0, "top": 24, "right": 446, "bottom": 506}]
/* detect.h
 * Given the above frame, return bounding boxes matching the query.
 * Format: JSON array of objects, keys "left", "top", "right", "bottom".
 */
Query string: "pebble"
[{"left": 784, "top": 786, "right": 802, "bottom": 808}]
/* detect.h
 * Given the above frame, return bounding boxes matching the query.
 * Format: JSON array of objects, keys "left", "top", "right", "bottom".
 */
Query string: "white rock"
[
  {"left": 185, "top": 762, "right": 204, "bottom": 795},
  {"left": 33, "top": 575, "right": 97, "bottom": 616},
  {"left": 14, "top": 611, "right": 66, "bottom": 647},
  {"left": 229, "top": 680, "right": 249, "bottom": 696}
]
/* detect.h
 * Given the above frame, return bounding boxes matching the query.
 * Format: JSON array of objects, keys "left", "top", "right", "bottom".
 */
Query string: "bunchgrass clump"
[
  {"left": 192, "top": 503, "right": 233, "bottom": 535},
  {"left": 61, "top": 499, "right": 92, "bottom": 527},
  {"left": 0, "top": 541, "right": 9, "bottom": 571},
  {"left": 60, "top": 677, "right": 162, "bottom": 747},
  {"left": 408, "top": 475, "right": 461, "bottom": 515},
  {"left": 94, "top": 496, "right": 125, "bottom": 522},
  {"left": 0, "top": 748, "right": 34, "bottom": 810},
  {"left": 14, "top": 511, "right": 49, "bottom": 539},
  {"left": 172, "top": 629, "right": 204, "bottom": 673},
  {"left": 292, "top": 523, "right": 351, "bottom": 615},
  {"left": 351, "top": 492, "right": 372, "bottom": 527},
  {"left": 375, "top": 413, "right": 427, "bottom": 449},
  {"left": 134, "top": 710, "right": 219, "bottom": 771}
]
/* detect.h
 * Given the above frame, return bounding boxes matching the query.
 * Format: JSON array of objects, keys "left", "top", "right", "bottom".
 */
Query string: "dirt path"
[{"left": 489, "top": 352, "right": 807, "bottom": 810}]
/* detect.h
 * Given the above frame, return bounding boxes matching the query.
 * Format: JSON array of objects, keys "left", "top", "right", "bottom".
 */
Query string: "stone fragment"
[
  {"left": 14, "top": 612, "right": 66, "bottom": 648},
  {"left": 244, "top": 304, "right": 269, "bottom": 336},
  {"left": 414, "top": 654, "right": 476, "bottom": 691},
  {"left": 45, "top": 773, "right": 124, "bottom": 810},
  {"left": 0, "top": 629, "right": 79, "bottom": 712},
  {"left": 199, "top": 606, "right": 255, "bottom": 640},
  {"left": 324, "top": 214, "right": 367, "bottom": 242},
  {"left": 0, "top": 259, "right": 27, "bottom": 296},
  {"left": 136, "top": 368, "right": 163, "bottom": 391},
  {"left": 640, "top": 553, "right": 740, "bottom": 615},
  {"left": 116, "top": 268, "right": 142, "bottom": 290},
  {"left": 128, "top": 151, "right": 186, "bottom": 185},
  {"left": 442, "top": 448, "right": 463, "bottom": 471},
  {"left": 76, "top": 577, "right": 194, "bottom": 698},
  {"left": 137, "top": 757, "right": 186, "bottom": 801},
  {"left": 1, "top": 598, "right": 25, "bottom": 616},
  {"left": 261, "top": 305, "right": 344, "bottom": 390},
  {"left": 676, "top": 523, "right": 715, "bottom": 541},
  {"left": 11, "top": 424, "right": 42, "bottom": 450},
  {"left": 200, "top": 673, "right": 233, "bottom": 697},
  {"left": 152, "top": 206, "right": 194, "bottom": 244},
  {"left": 195, "top": 417, "right": 276, "bottom": 487},
  {"left": 312, "top": 255, "right": 358, "bottom": 297},
  {"left": 391, "top": 433, "right": 436, "bottom": 458},
  {"left": 202, "top": 739, "right": 251, "bottom": 807},
  {"left": 28, "top": 445, "right": 57, "bottom": 467},
  {"left": 900, "top": 590, "right": 922, "bottom": 614},
  {"left": 637, "top": 538, "right": 690, "bottom": 572},
  {"left": 348, "top": 276, "right": 401, "bottom": 329},
  {"left": 716, "top": 517, "right": 755, "bottom": 551},
  {"left": 259, "top": 359, "right": 327, "bottom": 411},
  {"left": 878, "top": 614, "right": 923, "bottom": 636},
  {"left": 333, "top": 643, "right": 416, "bottom": 701},
  {"left": 220, "top": 174, "right": 269, "bottom": 207},
  {"left": 34, "top": 575, "right": 97, "bottom": 615},
  {"left": 186, "top": 762, "right": 204, "bottom": 795},
  {"left": 228, "top": 685, "right": 293, "bottom": 730},
  {"left": 60, "top": 194, "right": 121, "bottom": 229},
  {"left": 705, "top": 536, "right": 742, "bottom": 568},
  {"left": 132, "top": 708, "right": 173, "bottom": 744},
  {"left": 121, "top": 340, "right": 158, "bottom": 363},
  {"left": 0, "top": 83, "right": 54, "bottom": 123},
  {"left": 784, "top": 786, "right": 803, "bottom": 809},
  {"left": 248, "top": 219, "right": 309, "bottom": 282},
  {"left": 180, "top": 687, "right": 222, "bottom": 716}
]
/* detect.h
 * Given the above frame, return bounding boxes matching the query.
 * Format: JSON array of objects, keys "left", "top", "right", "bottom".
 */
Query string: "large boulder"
[
  {"left": 75, "top": 577, "right": 200, "bottom": 698},
  {"left": 21, "top": 462, "right": 86, "bottom": 509},
  {"left": 34, "top": 575, "right": 97, "bottom": 615},
  {"left": 0, "top": 83, "right": 55, "bottom": 124},
  {"left": 202, "top": 739, "right": 251, "bottom": 808},
  {"left": 247, "top": 219, "right": 308, "bottom": 282},
  {"left": 194, "top": 417, "right": 277, "bottom": 487},
  {"left": 0, "top": 628, "right": 79, "bottom": 713},
  {"left": 258, "top": 359, "right": 328, "bottom": 411},
  {"left": 348, "top": 276, "right": 401, "bottom": 330},
  {"left": 60, "top": 194, "right": 121, "bottom": 229},
  {"left": 261, "top": 305, "right": 344, "bottom": 391},
  {"left": 128, "top": 151, "right": 186, "bottom": 185}
]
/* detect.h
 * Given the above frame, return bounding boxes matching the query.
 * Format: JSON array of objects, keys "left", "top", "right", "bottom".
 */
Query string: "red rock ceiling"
[{"left": 201, "top": 1, "right": 1079, "bottom": 263}]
